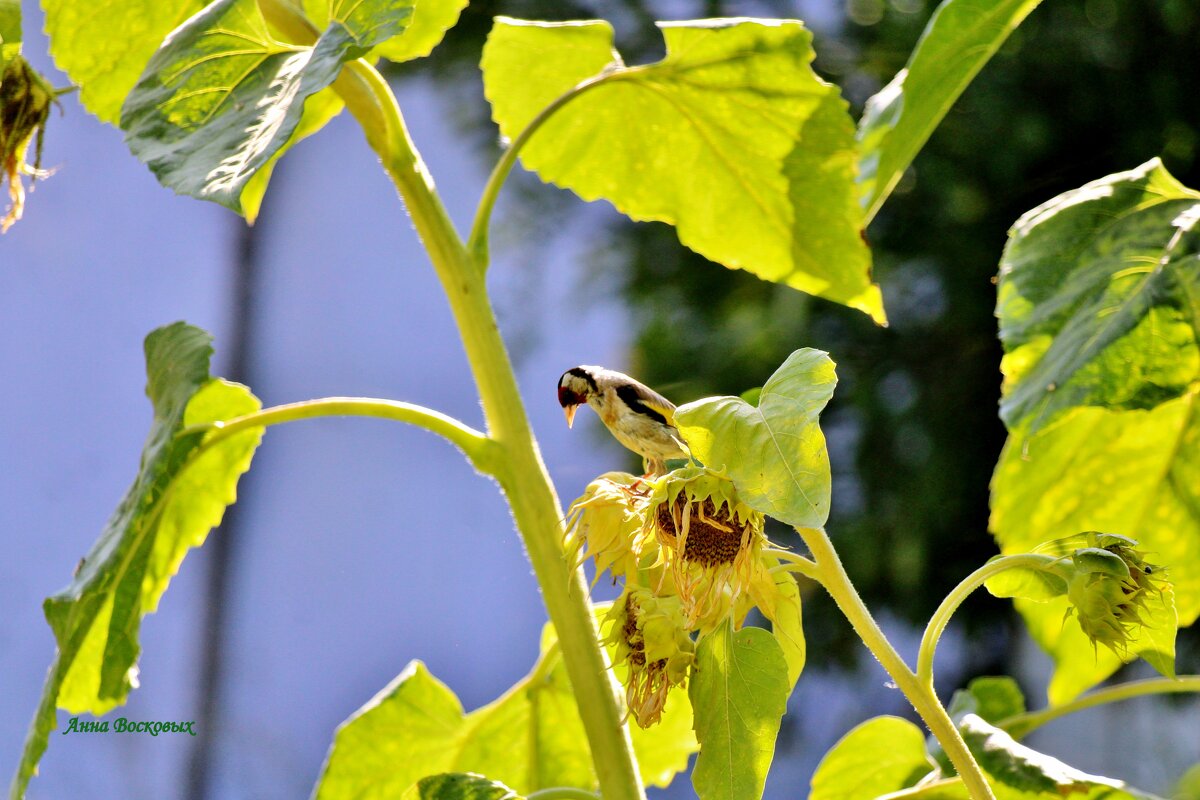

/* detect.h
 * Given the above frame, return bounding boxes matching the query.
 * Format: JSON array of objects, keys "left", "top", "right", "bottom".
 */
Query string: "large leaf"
[
  {"left": 674, "top": 348, "right": 836, "bottom": 528},
  {"left": 809, "top": 716, "right": 933, "bottom": 800},
  {"left": 315, "top": 612, "right": 697, "bottom": 798},
  {"left": 991, "top": 161, "right": 1199, "bottom": 703},
  {"left": 119, "top": 0, "right": 412, "bottom": 216},
  {"left": 315, "top": 655, "right": 592, "bottom": 797},
  {"left": 10, "top": 322, "right": 262, "bottom": 799},
  {"left": 689, "top": 621, "right": 789, "bottom": 800},
  {"left": 857, "top": 0, "right": 1043, "bottom": 220},
  {"left": 453, "top": 651, "right": 595, "bottom": 793},
  {"left": 954, "top": 714, "right": 1156, "bottom": 800},
  {"left": 42, "top": 0, "right": 206, "bottom": 122},
  {"left": 482, "top": 18, "right": 883, "bottom": 323},
  {"left": 997, "top": 159, "right": 1200, "bottom": 431},
  {"left": 884, "top": 714, "right": 1157, "bottom": 800},
  {"left": 304, "top": 0, "right": 467, "bottom": 63},
  {"left": 991, "top": 396, "right": 1194, "bottom": 704},
  {"left": 314, "top": 662, "right": 466, "bottom": 798}
]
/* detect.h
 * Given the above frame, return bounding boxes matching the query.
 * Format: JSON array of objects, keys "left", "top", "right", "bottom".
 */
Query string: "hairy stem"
[
  {"left": 797, "top": 527, "right": 996, "bottom": 800},
  {"left": 999, "top": 675, "right": 1200, "bottom": 740},
  {"left": 318, "top": 49, "right": 644, "bottom": 799},
  {"left": 916, "top": 553, "right": 1056, "bottom": 688}
]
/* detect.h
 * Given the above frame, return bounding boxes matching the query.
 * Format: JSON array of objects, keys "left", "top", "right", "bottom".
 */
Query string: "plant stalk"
[
  {"left": 797, "top": 527, "right": 996, "bottom": 800},
  {"left": 466, "top": 72, "right": 615, "bottom": 267},
  {"left": 336, "top": 59, "right": 645, "bottom": 800},
  {"left": 916, "top": 553, "right": 1055, "bottom": 688},
  {"left": 999, "top": 675, "right": 1200, "bottom": 740}
]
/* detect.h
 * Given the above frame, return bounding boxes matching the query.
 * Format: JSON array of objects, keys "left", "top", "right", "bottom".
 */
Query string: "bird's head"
[{"left": 558, "top": 366, "right": 600, "bottom": 428}]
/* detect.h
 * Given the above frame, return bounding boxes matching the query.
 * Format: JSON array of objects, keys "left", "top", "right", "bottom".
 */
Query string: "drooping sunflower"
[
  {"left": 604, "top": 586, "right": 694, "bottom": 728},
  {"left": 563, "top": 472, "right": 656, "bottom": 584},
  {"left": 1, "top": 56, "right": 54, "bottom": 232},
  {"left": 644, "top": 467, "right": 779, "bottom": 632}
]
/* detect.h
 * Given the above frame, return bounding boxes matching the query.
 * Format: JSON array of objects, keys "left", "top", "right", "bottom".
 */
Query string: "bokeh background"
[{"left": 3, "top": 0, "right": 1198, "bottom": 797}]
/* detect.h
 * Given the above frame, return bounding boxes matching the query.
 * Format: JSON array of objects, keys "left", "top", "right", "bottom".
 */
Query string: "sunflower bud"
[
  {"left": 564, "top": 472, "right": 656, "bottom": 582},
  {"left": 645, "top": 467, "right": 774, "bottom": 632},
  {"left": 605, "top": 586, "right": 694, "bottom": 727},
  {"left": 1, "top": 55, "right": 55, "bottom": 232},
  {"left": 1057, "top": 533, "right": 1168, "bottom": 657}
]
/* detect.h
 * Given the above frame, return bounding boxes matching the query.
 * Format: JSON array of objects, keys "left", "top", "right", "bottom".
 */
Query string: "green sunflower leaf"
[
  {"left": 315, "top": 608, "right": 696, "bottom": 798},
  {"left": 119, "top": 0, "right": 412, "bottom": 216},
  {"left": 304, "top": 0, "right": 467, "bottom": 63},
  {"left": 675, "top": 348, "right": 836, "bottom": 529},
  {"left": 690, "top": 620, "right": 789, "bottom": 800},
  {"left": 991, "top": 160, "right": 1198, "bottom": 703},
  {"left": 11, "top": 322, "right": 262, "bottom": 800},
  {"left": 956, "top": 714, "right": 1157, "bottom": 799},
  {"left": 42, "top": 0, "right": 206, "bottom": 123},
  {"left": 402, "top": 774, "right": 523, "bottom": 800},
  {"left": 997, "top": 159, "right": 1200, "bottom": 432},
  {"left": 858, "top": 0, "right": 1044, "bottom": 220},
  {"left": 482, "top": 17, "right": 882, "bottom": 323},
  {"left": 991, "top": 400, "right": 1191, "bottom": 704},
  {"left": 314, "top": 661, "right": 467, "bottom": 799},
  {"left": 810, "top": 716, "right": 933, "bottom": 800}
]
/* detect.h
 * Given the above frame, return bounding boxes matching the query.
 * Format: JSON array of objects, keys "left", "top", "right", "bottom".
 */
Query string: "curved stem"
[
  {"left": 999, "top": 676, "right": 1200, "bottom": 740},
  {"left": 764, "top": 548, "right": 819, "bottom": 581},
  {"left": 466, "top": 72, "right": 619, "bottom": 268},
  {"left": 916, "top": 553, "right": 1056, "bottom": 688},
  {"left": 186, "top": 397, "right": 495, "bottom": 471},
  {"left": 336, "top": 59, "right": 645, "bottom": 800},
  {"left": 797, "top": 527, "right": 995, "bottom": 800}
]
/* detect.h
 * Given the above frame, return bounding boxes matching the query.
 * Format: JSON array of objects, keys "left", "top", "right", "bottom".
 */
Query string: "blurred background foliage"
[{"left": 389, "top": 0, "right": 1200, "bottom": 679}]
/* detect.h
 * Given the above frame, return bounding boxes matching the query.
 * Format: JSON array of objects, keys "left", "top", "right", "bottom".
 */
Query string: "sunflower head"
[
  {"left": 605, "top": 586, "right": 694, "bottom": 728},
  {"left": 564, "top": 472, "right": 656, "bottom": 582},
  {"left": 645, "top": 467, "right": 771, "bottom": 631},
  {"left": 1, "top": 56, "right": 55, "bottom": 233}
]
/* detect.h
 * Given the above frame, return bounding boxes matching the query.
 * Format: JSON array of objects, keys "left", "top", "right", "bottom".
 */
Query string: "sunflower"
[
  {"left": 563, "top": 472, "right": 660, "bottom": 584},
  {"left": 644, "top": 467, "right": 777, "bottom": 632},
  {"left": 604, "top": 586, "right": 694, "bottom": 728},
  {"left": 1, "top": 56, "right": 54, "bottom": 233}
]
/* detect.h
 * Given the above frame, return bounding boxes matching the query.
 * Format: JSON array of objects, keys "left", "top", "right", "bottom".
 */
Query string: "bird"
[{"left": 557, "top": 365, "right": 690, "bottom": 475}]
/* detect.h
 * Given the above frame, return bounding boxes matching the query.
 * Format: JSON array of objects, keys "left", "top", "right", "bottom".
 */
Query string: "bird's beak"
[{"left": 563, "top": 404, "right": 578, "bottom": 429}]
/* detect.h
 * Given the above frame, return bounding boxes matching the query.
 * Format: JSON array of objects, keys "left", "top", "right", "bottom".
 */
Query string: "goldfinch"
[{"left": 557, "top": 366, "right": 689, "bottom": 475}]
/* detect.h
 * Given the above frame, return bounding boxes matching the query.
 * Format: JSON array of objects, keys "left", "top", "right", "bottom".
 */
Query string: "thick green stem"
[
  {"left": 797, "top": 527, "right": 996, "bottom": 800},
  {"left": 328, "top": 55, "right": 644, "bottom": 800},
  {"left": 999, "top": 676, "right": 1200, "bottom": 740},
  {"left": 916, "top": 553, "right": 1056, "bottom": 688},
  {"left": 254, "top": 6, "right": 643, "bottom": 791}
]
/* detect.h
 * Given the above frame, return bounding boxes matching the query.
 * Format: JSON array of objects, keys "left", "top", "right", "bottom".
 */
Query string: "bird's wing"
[{"left": 616, "top": 379, "right": 677, "bottom": 427}]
